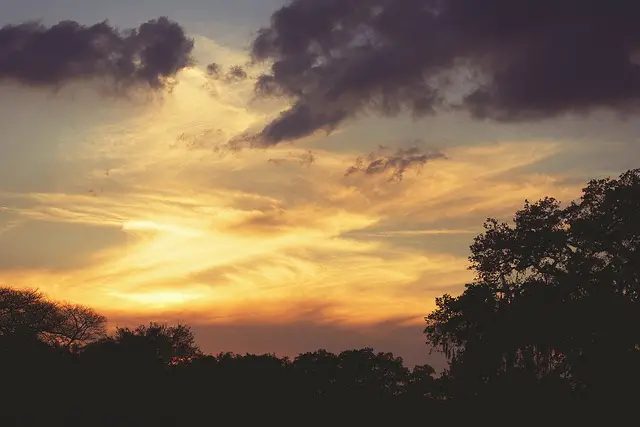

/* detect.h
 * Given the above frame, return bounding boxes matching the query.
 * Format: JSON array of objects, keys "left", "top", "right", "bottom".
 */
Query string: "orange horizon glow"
[{"left": 0, "top": 36, "right": 586, "bottom": 336}]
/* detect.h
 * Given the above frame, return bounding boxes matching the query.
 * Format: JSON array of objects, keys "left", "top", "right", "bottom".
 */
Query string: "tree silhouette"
[
  {"left": 82, "top": 322, "right": 200, "bottom": 367},
  {"left": 2, "top": 169, "right": 640, "bottom": 425},
  {"left": 425, "top": 169, "right": 640, "bottom": 405},
  {"left": 0, "top": 287, "right": 106, "bottom": 350}
]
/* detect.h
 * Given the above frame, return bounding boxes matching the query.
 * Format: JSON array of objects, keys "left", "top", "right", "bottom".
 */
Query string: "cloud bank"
[
  {"left": 250, "top": 0, "right": 640, "bottom": 144},
  {"left": 0, "top": 17, "right": 194, "bottom": 91},
  {"left": 7, "top": 3, "right": 639, "bottom": 146}
]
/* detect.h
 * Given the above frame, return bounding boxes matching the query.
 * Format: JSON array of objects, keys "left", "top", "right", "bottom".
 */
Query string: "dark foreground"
[{"left": 4, "top": 169, "right": 640, "bottom": 425}]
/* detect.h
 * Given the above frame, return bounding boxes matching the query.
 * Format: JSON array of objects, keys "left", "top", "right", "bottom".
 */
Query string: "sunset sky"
[{"left": 2, "top": 0, "right": 640, "bottom": 368}]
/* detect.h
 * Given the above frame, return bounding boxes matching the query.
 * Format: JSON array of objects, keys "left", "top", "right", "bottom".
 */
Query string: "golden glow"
[
  {"left": 109, "top": 290, "right": 205, "bottom": 308},
  {"left": 0, "top": 34, "right": 586, "bottom": 330}
]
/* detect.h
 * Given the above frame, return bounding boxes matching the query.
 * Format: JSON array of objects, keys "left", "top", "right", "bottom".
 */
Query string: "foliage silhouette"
[
  {"left": 0, "top": 287, "right": 106, "bottom": 351},
  {"left": 2, "top": 169, "right": 640, "bottom": 424},
  {"left": 425, "top": 168, "right": 640, "bottom": 410}
]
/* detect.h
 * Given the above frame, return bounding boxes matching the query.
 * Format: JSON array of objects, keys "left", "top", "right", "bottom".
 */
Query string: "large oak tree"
[{"left": 425, "top": 169, "right": 640, "bottom": 401}]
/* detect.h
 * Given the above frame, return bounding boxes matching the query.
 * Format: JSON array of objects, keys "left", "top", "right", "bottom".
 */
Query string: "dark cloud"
[
  {"left": 206, "top": 62, "right": 222, "bottom": 78},
  {"left": 206, "top": 63, "right": 248, "bottom": 82},
  {"left": 226, "top": 65, "right": 248, "bottom": 81},
  {"left": 0, "top": 17, "right": 194, "bottom": 91},
  {"left": 251, "top": 0, "right": 640, "bottom": 143},
  {"left": 346, "top": 145, "right": 446, "bottom": 182},
  {"left": 261, "top": 102, "right": 348, "bottom": 144}
]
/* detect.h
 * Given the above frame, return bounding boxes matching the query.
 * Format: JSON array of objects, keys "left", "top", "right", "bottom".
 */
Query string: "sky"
[{"left": 1, "top": 0, "right": 640, "bottom": 368}]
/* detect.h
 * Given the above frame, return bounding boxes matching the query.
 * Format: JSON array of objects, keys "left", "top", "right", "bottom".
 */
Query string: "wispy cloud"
[
  {"left": 0, "top": 134, "right": 581, "bottom": 326},
  {"left": 370, "top": 229, "right": 477, "bottom": 237},
  {"left": 0, "top": 30, "right": 587, "bottom": 332},
  {"left": 345, "top": 145, "right": 446, "bottom": 182}
]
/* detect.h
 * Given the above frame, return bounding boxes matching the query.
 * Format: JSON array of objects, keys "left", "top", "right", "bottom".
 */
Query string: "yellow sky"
[{"left": 0, "top": 34, "right": 590, "bottom": 355}]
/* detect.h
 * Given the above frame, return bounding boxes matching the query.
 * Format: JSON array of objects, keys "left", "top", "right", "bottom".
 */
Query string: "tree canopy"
[
  {"left": 0, "top": 287, "right": 106, "bottom": 350},
  {"left": 425, "top": 168, "right": 640, "bottom": 404}
]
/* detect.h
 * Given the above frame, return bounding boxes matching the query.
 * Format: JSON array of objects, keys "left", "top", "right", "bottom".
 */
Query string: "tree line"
[{"left": 2, "top": 169, "right": 640, "bottom": 425}]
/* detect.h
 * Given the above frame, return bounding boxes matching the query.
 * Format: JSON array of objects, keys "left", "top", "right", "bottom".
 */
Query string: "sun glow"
[
  {"left": 109, "top": 290, "right": 206, "bottom": 307},
  {"left": 122, "top": 220, "right": 205, "bottom": 237},
  {"left": 0, "top": 34, "right": 585, "bottom": 327}
]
